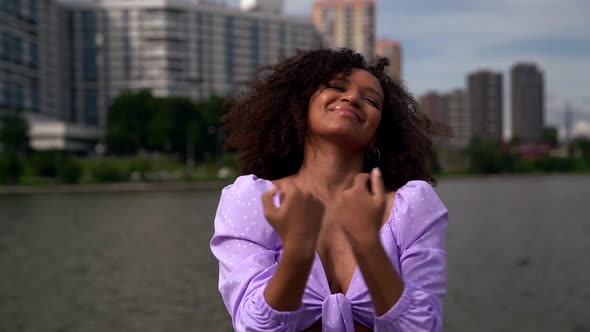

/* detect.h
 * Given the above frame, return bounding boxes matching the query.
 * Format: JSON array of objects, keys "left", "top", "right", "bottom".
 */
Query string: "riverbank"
[
  {"left": 1, "top": 172, "right": 589, "bottom": 195},
  {"left": 0, "top": 180, "right": 232, "bottom": 195}
]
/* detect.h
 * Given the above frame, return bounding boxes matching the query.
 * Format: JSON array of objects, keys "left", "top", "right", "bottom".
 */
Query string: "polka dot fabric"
[{"left": 210, "top": 175, "right": 448, "bottom": 331}]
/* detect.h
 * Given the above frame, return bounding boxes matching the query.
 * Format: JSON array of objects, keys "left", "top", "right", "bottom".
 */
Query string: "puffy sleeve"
[
  {"left": 374, "top": 180, "right": 448, "bottom": 332},
  {"left": 210, "top": 175, "right": 303, "bottom": 331}
]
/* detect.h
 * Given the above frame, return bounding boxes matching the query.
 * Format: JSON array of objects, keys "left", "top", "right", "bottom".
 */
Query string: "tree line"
[{"left": 105, "top": 90, "right": 228, "bottom": 161}]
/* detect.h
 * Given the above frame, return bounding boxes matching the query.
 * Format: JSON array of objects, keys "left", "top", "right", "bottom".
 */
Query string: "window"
[
  {"left": 30, "top": 78, "right": 39, "bottom": 113},
  {"left": 278, "top": 23, "right": 285, "bottom": 58},
  {"left": 251, "top": 20, "right": 259, "bottom": 76},
  {"left": 0, "top": 33, "right": 6, "bottom": 61},
  {"left": 84, "top": 89, "right": 98, "bottom": 126},
  {"left": 30, "top": 41, "right": 38, "bottom": 67},
  {"left": 225, "top": 16, "right": 234, "bottom": 84},
  {"left": 123, "top": 10, "right": 131, "bottom": 81},
  {"left": 82, "top": 11, "right": 97, "bottom": 81},
  {"left": 29, "top": 0, "right": 37, "bottom": 22}
]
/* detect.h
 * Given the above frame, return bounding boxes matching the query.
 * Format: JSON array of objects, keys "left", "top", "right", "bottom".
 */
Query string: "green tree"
[
  {"left": 569, "top": 137, "right": 590, "bottom": 159},
  {"left": 148, "top": 96, "right": 205, "bottom": 161},
  {"left": 466, "top": 140, "right": 514, "bottom": 174},
  {"left": 0, "top": 150, "right": 22, "bottom": 184},
  {"left": 106, "top": 90, "right": 157, "bottom": 155},
  {"left": 195, "top": 95, "right": 228, "bottom": 160},
  {"left": 540, "top": 127, "right": 558, "bottom": 147},
  {"left": 0, "top": 113, "right": 29, "bottom": 153}
]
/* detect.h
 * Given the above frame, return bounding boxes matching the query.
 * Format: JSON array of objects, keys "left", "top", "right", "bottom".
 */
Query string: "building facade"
[
  {"left": 375, "top": 39, "right": 401, "bottom": 80},
  {"left": 442, "top": 89, "right": 470, "bottom": 148},
  {"left": 240, "top": 0, "right": 283, "bottom": 14},
  {"left": 511, "top": 62, "right": 544, "bottom": 142},
  {"left": 312, "top": 0, "right": 375, "bottom": 59},
  {"left": 99, "top": 0, "right": 321, "bottom": 101},
  {"left": 59, "top": 0, "right": 109, "bottom": 128},
  {"left": 468, "top": 70, "right": 503, "bottom": 142},
  {"left": 1, "top": 0, "right": 50, "bottom": 119},
  {"left": 418, "top": 91, "right": 444, "bottom": 124},
  {"left": 3, "top": 0, "right": 321, "bottom": 152}
]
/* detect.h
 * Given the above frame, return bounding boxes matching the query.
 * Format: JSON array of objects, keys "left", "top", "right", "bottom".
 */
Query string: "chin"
[{"left": 321, "top": 128, "right": 370, "bottom": 149}]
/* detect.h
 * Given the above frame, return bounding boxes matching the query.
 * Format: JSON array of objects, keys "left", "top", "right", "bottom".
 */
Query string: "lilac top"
[{"left": 210, "top": 175, "right": 448, "bottom": 331}]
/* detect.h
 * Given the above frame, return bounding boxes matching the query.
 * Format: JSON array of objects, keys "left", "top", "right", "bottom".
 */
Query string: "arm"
[
  {"left": 371, "top": 181, "right": 447, "bottom": 331},
  {"left": 263, "top": 241, "right": 315, "bottom": 311},
  {"left": 210, "top": 176, "right": 324, "bottom": 331},
  {"left": 349, "top": 236, "right": 404, "bottom": 316},
  {"left": 339, "top": 172, "right": 447, "bottom": 331},
  {"left": 210, "top": 176, "right": 303, "bottom": 332}
]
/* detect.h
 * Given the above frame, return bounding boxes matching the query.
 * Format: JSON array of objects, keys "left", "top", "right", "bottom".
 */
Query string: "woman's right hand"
[{"left": 261, "top": 182, "right": 325, "bottom": 251}]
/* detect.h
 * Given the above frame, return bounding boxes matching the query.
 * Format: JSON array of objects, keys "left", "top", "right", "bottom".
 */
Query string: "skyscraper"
[
  {"left": 99, "top": 0, "right": 320, "bottom": 101},
  {"left": 418, "top": 91, "right": 444, "bottom": 125},
  {"left": 442, "top": 89, "right": 470, "bottom": 148},
  {"left": 511, "top": 63, "right": 544, "bottom": 142},
  {"left": 240, "top": 0, "right": 283, "bottom": 14},
  {"left": 468, "top": 70, "right": 503, "bottom": 142},
  {"left": 312, "top": 0, "right": 375, "bottom": 59},
  {"left": 58, "top": 0, "right": 108, "bottom": 129},
  {"left": 0, "top": 0, "right": 60, "bottom": 120},
  {"left": 375, "top": 39, "right": 402, "bottom": 80}
]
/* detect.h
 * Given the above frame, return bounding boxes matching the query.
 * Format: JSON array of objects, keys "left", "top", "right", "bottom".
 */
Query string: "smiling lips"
[{"left": 330, "top": 105, "right": 363, "bottom": 123}]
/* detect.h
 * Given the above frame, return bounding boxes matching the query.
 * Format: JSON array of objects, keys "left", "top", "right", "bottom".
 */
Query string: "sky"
[{"left": 227, "top": 0, "right": 590, "bottom": 138}]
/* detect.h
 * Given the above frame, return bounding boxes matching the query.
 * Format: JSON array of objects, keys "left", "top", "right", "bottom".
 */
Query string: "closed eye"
[
  {"left": 327, "top": 84, "right": 345, "bottom": 91},
  {"left": 364, "top": 97, "right": 378, "bottom": 107}
]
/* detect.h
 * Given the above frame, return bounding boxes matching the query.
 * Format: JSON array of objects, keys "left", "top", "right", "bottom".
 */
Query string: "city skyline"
[{"left": 226, "top": 0, "right": 590, "bottom": 138}]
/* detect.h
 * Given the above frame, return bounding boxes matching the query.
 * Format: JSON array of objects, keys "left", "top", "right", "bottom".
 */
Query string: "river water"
[{"left": 1, "top": 175, "right": 589, "bottom": 331}]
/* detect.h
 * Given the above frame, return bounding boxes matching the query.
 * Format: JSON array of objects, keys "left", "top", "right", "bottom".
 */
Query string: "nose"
[{"left": 341, "top": 88, "right": 361, "bottom": 106}]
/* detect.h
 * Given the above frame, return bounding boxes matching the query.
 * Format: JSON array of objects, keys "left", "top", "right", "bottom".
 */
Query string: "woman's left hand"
[{"left": 336, "top": 168, "right": 386, "bottom": 245}]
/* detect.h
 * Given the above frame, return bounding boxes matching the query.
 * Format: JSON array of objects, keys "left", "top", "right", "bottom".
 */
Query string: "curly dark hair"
[{"left": 223, "top": 48, "right": 441, "bottom": 190}]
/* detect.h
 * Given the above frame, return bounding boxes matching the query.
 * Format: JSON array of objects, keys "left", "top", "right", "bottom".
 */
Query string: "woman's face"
[{"left": 307, "top": 68, "right": 384, "bottom": 150}]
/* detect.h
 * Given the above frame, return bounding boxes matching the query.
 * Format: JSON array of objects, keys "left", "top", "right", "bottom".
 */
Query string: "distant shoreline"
[
  {"left": 0, "top": 181, "right": 232, "bottom": 195},
  {"left": 1, "top": 172, "right": 589, "bottom": 195}
]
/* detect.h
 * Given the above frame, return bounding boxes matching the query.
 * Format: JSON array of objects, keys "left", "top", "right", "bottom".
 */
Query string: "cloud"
[
  {"left": 229, "top": 0, "right": 590, "bottom": 130},
  {"left": 573, "top": 120, "right": 590, "bottom": 137},
  {"left": 480, "top": 37, "right": 590, "bottom": 57}
]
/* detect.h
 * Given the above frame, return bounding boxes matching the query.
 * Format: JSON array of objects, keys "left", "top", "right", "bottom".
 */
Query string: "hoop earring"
[{"left": 365, "top": 147, "right": 381, "bottom": 164}]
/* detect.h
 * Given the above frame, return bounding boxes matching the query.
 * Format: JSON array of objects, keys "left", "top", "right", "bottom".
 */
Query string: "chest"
[
  {"left": 315, "top": 211, "right": 357, "bottom": 295},
  {"left": 314, "top": 192, "right": 396, "bottom": 295}
]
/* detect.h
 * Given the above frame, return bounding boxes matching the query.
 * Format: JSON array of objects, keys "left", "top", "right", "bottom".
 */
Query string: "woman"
[{"left": 210, "top": 48, "right": 448, "bottom": 331}]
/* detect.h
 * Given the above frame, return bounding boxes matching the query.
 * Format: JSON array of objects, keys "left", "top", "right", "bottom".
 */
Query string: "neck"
[{"left": 294, "top": 139, "right": 366, "bottom": 198}]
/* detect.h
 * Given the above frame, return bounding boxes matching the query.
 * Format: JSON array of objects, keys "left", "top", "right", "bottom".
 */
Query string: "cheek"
[
  {"left": 368, "top": 111, "right": 382, "bottom": 132},
  {"left": 307, "top": 92, "right": 331, "bottom": 119}
]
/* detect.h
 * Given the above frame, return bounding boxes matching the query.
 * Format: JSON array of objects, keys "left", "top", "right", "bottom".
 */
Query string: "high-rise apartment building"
[
  {"left": 511, "top": 62, "right": 544, "bottom": 142},
  {"left": 0, "top": 0, "right": 60, "bottom": 120},
  {"left": 99, "top": 0, "right": 320, "bottom": 101},
  {"left": 375, "top": 39, "right": 402, "bottom": 80},
  {"left": 420, "top": 89, "right": 472, "bottom": 148},
  {"left": 58, "top": 0, "right": 109, "bottom": 129},
  {"left": 240, "top": 0, "right": 283, "bottom": 14},
  {"left": 442, "top": 89, "right": 470, "bottom": 148},
  {"left": 0, "top": 0, "right": 97, "bottom": 151},
  {"left": 419, "top": 91, "right": 445, "bottom": 124},
  {"left": 312, "top": 0, "right": 375, "bottom": 59},
  {"left": 4, "top": 0, "right": 321, "bottom": 152},
  {"left": 468, "top": 70, "right": 503, "bottom": 142}
]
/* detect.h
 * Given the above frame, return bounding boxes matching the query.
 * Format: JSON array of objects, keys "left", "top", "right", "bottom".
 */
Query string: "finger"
[
  {"left": 370, "top": 167, "right": 385, "bottom": 199},
  {"left": 352, "top": 172, "right": 371, "bottom": 192},
  {"left": 261, "top": 186, "right": 279, "bottom": 217},
  {"left": 273, "top": 183, "right": 286, "bottom": 203}
]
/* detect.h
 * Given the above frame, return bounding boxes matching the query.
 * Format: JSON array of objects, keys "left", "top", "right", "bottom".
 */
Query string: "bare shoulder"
[{"left": 270, "top": 175, "right": 297, "bottom": 189}]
